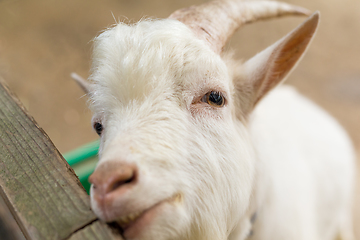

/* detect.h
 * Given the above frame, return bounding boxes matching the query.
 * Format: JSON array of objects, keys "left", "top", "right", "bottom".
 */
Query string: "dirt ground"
[{"left": 0, "top": 0, "right": 359, "bottom": 238}]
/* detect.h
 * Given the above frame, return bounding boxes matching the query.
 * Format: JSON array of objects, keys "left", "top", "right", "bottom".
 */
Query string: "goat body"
[
  {"left": 76, "top": 1, "right": 356, "bottom": 239},
  {"left": 247, "top": 86, "right": 355, "bottom": 240}
]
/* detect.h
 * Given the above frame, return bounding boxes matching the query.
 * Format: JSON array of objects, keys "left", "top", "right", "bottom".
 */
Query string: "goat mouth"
[{"left": 114, "top": 193, "right": 183, "bottom": 238}]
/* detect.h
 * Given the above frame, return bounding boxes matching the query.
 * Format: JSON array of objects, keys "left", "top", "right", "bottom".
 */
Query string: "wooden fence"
[{"left": 0, "top": 78, "right": 124, "bottom": 240}]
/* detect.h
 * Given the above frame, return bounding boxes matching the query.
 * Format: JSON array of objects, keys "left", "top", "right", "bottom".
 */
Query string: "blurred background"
[{"left": 0, "top": 0, "right": 359, "bottom": 237}]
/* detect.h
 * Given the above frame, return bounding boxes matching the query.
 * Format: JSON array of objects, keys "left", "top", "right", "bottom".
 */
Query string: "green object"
[
  {"left": 64, "top": 140, "right": 100, "bottom": 166},
  {"left": 64, "top": 140, "right": 100, "bottom": 194}
]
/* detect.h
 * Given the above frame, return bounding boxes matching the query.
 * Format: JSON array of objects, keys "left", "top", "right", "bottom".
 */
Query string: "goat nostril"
[
  {"left": 108, "top": 170, "right": 136, "bottom": 193},
  {"left": 89, "top": 162, "right": 138, "bottom": 195},
  {"left": 124, "top": 176, "right": 134, "bottom": 184}
]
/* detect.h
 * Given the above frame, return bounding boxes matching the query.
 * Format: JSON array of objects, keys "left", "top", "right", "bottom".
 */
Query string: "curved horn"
[{"left": 169, "top": 0, "right": 311, "bottom": 54}]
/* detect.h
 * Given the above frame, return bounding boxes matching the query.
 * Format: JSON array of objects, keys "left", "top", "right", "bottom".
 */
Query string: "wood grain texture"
[
  {"left": 67, "top": 221, "right": 123, "bottom": 240},
  {"left": 0, "top": 79, "right": 123, "bottom": 240},
  {"left": 0, "top": 193, "right": 26, "bottom": 240}
]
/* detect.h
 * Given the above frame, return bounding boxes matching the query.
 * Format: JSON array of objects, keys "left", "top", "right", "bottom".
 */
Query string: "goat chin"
[{"left": 78, "top": 1, "right": 356, "bottom": 240}]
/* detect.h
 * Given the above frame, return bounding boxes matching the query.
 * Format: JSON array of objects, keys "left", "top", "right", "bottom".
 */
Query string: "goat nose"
[{"left": 89, "top": 161, "right": 137, "bottom": 196}]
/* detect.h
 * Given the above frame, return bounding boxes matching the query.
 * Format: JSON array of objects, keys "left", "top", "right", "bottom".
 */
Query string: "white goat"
[{"left": 74, "top": 0, "right": 356, "bottom": 239}]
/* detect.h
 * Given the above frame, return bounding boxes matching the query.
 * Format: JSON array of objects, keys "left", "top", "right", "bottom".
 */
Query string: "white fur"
[
  {"left": 248, "top": 86, "right": 355, "bottom": 240},
  {"left": 87, "top": 17, "right": 355, "bottom": 240}
]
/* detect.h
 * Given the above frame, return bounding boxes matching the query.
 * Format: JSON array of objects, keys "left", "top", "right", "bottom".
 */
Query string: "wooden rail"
[{"left": 0, "top": 78, "right": 123, "bottom": 240}]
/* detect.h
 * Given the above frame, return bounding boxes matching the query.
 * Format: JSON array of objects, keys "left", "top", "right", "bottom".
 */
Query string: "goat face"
[
  {"left": 88, "top": 20, "right": 256, "bottom": 240},
  {"left": 83, "top": 1, "right": 319, "bottom": 239}
]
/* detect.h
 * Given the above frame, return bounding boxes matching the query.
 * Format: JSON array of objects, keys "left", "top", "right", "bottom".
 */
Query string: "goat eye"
[
  {"left": 203, "top": 91, "right": 225, "bottom": 107},
  {"left": 93, "top": 122, "right": 103, "bottom": 136}
]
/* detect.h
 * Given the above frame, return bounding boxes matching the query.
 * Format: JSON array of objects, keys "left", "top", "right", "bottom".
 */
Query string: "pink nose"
[{"left": 89, "top": 161, "right": 138, "bottom": 199}]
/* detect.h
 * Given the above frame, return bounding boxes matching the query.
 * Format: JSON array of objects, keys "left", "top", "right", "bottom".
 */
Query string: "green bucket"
[{"left": 63, "top": 140, "right": 100, "bottom": 194}]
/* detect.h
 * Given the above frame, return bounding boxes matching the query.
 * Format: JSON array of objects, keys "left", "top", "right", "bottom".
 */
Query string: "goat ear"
[
  {"left": 239, "top": 11, "right": 319, "bottom": 113},
  {"left": 71, "top": 72, "right": 92, "bottom": 94}
]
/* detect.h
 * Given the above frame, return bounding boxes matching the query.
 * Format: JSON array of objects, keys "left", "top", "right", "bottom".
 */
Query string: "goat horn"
[{"left": 169, "top": 0, "right": 311, "bottom": 54}]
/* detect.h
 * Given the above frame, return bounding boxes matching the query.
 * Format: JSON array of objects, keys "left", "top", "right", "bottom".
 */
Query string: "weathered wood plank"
[
  {"left": 67, "top": 221, "right": 123, "bottom": 240},
  {"left": 0, "top": 192, "right": 26, "bottom": 240},
  {"left": 0, "top": 78, "right": 123, "bottom": 240}
]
